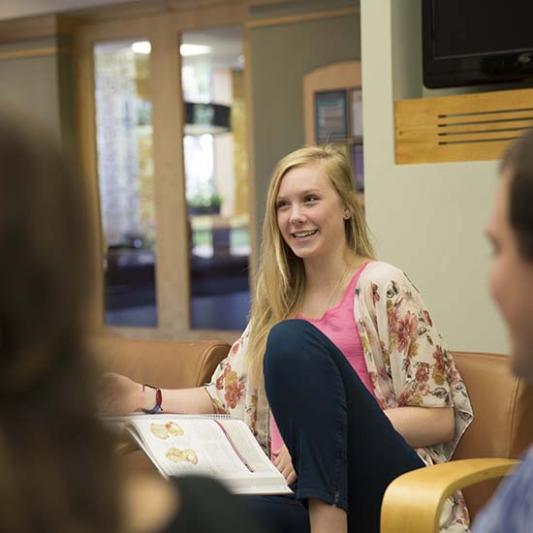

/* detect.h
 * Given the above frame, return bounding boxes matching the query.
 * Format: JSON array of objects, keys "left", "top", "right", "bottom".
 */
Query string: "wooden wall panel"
[{"left": 395, "top": 88, "right": 533, "bottom": 164}]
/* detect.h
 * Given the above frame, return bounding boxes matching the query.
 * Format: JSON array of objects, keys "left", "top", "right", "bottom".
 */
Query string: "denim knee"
[{"left": 264, "top": 320, "right": 311, "bottom": 376}]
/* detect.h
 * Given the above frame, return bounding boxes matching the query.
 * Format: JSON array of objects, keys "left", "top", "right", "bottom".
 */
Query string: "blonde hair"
[{"left": 247, "top": 145, "right": 374, "bottom": 383}]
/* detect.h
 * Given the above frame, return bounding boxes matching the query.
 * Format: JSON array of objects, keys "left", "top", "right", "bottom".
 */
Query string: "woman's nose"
[{"left": 289, "top": 205, "right": 305, "bottom": 223}]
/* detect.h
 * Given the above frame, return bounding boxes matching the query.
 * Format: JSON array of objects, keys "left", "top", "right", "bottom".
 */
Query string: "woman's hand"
[
  {"left": 99, "top": 372, "right": 144, "bottom": 416},
  {"left": 273, "top": 445, "right": 297, "bottom": 485}
]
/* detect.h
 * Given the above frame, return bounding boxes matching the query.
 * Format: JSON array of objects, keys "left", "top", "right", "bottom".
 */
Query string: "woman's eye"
[
  {"left": 276, "top": 201, "right": 288, "bottom": 210},
  {"left": 304, "top": 195, "right": 318, "bottom": 203}
]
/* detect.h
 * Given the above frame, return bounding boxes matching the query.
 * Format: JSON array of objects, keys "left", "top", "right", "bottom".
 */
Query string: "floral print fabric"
[{"left": 204, "top": 261, "right": 474, "bottom": 531}]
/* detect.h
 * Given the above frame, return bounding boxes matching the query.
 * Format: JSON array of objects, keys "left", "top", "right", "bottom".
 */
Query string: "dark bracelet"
[{"left": 142, "top": 383, "right": 163, "bottom": 414}]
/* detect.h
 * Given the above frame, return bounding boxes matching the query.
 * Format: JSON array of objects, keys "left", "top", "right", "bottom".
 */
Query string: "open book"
[{"left": 112, "top": 413, "right": 292, "bottom": 496}]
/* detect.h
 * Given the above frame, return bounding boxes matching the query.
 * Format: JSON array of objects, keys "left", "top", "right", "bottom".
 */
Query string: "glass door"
[
  {"left": 93, "top": 39, "right": 158, "bottom": 327},
  {"left": 180, "top": 27, "right": 250, "bottom": 331}
]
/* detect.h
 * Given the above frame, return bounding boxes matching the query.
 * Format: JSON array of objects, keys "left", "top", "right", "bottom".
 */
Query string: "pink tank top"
[{"left": 270, "top": 262, "right": 374, "bottom": 458}]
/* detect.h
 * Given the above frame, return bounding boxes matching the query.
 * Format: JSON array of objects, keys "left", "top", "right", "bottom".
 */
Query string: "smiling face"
[
  {"left": 486, "top": 171, "right": 533, "bottom": 384},
  {"left": 275, "top": 163, "right": 349, "bottom": 262}
]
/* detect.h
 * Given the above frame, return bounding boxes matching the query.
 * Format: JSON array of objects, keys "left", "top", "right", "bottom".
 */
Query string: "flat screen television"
[{"left": 423, "top": 0, "right": 533, "bottom": 88}]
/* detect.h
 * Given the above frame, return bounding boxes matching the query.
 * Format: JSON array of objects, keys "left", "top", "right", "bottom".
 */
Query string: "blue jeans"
[{"left": 244, "top": 320, "right": 424, "bottom": 533}]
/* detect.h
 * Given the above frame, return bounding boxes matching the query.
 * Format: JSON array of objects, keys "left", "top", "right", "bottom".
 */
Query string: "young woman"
[
  {"left": 0, "top": 108, "right": 265, "bottom": 533},
  {"left": 103, "top": 146, "right": 474, "bottom": 533}
]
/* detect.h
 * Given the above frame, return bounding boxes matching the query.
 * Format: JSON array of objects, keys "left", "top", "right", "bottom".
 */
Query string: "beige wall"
[
  {"left": 361, "top": 0, "right": 507, "bottom": 354},
  {"left": 0, "top": 35, "right": 75, "bottom": 153},
  {"left": 0, "top": 37, "right": 63, "bottom": 140},
  {"left": 250, "top": 12, "right": 361, "bottom": 234}
]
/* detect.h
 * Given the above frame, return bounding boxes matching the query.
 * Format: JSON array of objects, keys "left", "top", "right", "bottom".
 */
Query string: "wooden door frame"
[{"left": 74, "top": 3, "right": 253, "bottom": 342}]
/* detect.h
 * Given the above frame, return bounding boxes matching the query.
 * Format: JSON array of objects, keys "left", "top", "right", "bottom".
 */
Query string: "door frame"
[{"left": 74, "top": 2, "right": 255, "bottom": 342}]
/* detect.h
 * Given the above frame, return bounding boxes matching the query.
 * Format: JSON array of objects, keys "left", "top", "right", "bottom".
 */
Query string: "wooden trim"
[
  {"left": 71, "top": 0, "right": 238, "bottom": 23},
  {"left": 395, "top": 88, "right": 533, "bottom": 164},
  {"left": 0, "top": 47, "right": 71, "bottom": 60},
  {"left": 243, "top": 26, "right": 258, "bottom": 285},
  {"left": 246, "top": 6, "right": 359, "bottom": 29},
  {"left": 303, "top": 61, "right": 361, "bottom": 145},
  {"left": 69, "top": 16, "right": 154, "bottom": 43},
  {"left": 0, "top": 14, "right": 79, "bottom": 43},
  {"left": 169, "top": 1, "right": 246, "bottom": 30},
  {"left": 0, "top": 15, "right": 57, "bottom": 43},
  {"left": 76, "top": 2, "right": 245, "bottom": 41},
  {"left": 75, "top": 29, "right": 105, "bottom": 329},
  {"left": 148, "top": 14, "right": 190, "bottom": 336}
]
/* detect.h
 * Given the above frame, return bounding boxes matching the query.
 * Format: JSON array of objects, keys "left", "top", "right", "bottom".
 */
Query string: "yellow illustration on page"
[
  {"left": 166, "top": 447, "right": 198, "bottom": 465},
  {"left": 150, "top": 421, "right": 185, "bottom": 440}
]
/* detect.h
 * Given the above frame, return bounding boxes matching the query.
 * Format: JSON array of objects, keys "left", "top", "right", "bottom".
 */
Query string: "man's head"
[{"left": 486, "top": 129, "right": 533, "bottom": 384}]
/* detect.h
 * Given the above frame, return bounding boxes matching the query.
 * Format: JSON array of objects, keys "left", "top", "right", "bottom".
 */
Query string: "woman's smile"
[{"left": 290, "top": 229, "right": 319, "bottom": 240}]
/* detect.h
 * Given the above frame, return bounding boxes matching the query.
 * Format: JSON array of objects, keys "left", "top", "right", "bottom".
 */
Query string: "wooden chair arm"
[{"left": 381, "top": 458, "right": 518, "bottom": 533}]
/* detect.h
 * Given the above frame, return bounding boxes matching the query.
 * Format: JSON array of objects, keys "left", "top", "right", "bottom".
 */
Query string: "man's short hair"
[{"left": 501, "top": 129, "right": 533, "bottom": 260}]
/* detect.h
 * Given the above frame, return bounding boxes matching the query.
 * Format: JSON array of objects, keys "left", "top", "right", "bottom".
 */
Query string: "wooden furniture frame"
[{"left": 381, "top": 458, "right": 518, "bottom": 533}]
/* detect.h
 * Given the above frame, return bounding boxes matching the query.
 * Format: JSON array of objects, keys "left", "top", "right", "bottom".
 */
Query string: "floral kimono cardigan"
[{"left": 205, "top": 261, "right": 474, "bottom": 531}]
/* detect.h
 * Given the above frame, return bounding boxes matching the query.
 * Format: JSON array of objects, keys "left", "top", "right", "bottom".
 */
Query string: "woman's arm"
[
  {"left": 363, "top": 263, "right": 473, "bottom": 454},
  {"left": 100, "top": 373, "right": 215, "bottom": 416},
  {"left": 384, "top": 406, "right": 454, "bottom": 448},
  {"left": 100, "top": 330, "right": 252, "bottom": 418},
  {"left": 141, "top": 384, "right": 215, "bottom": 414}
]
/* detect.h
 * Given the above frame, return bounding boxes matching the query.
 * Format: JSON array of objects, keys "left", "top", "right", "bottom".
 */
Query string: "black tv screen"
[{"left": 423, "top": 0, "right": 533, "bottom": 88}]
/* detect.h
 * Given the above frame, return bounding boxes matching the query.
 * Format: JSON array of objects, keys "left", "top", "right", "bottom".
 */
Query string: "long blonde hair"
[{"left": 247, "top": 145, "right": 374, "bottom": 384}]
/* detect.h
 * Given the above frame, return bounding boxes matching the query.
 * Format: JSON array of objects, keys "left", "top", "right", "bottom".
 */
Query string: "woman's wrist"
[
  {"left": 140, "top": 384, "right": 163, "bottom": 414},
  {"left": 134, "top": 383, "right": 156, "bottom": 412}
]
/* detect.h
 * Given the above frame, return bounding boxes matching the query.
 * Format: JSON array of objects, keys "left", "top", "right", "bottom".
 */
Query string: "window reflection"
[
  {"left": 181, "top": 27, "right": 250, "bottom": 331},
  {"left": 93, "top": 40, "right": 157, "bottom": 327}
]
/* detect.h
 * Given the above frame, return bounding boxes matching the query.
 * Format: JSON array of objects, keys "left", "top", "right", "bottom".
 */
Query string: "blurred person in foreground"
[
  {"left": 474, "top": 129, "right": 533, "bottom": 532},
  {"left": 0, "top": 108, "right": 265, "bottom": 533}
]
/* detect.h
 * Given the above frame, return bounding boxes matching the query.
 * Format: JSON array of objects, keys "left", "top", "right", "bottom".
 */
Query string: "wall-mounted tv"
[{"left": 423, "top": 0, "right": 533, "bottom": 89}]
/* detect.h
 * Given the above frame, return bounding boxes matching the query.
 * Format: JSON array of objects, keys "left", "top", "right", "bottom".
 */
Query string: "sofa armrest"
[
  {"left": 92, "top": 335, "right": 230, "bottom": 389},
  {"left": 381, "top": 458, "right": 518, "bottom": 533}
]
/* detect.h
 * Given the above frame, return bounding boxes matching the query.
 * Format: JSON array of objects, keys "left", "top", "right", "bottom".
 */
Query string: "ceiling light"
[
  {"left": 180, "top": 44, "right": 211, "bottom": 57},
  {"left": 131, "top": 41, "right": 151, "bottom": 54}
]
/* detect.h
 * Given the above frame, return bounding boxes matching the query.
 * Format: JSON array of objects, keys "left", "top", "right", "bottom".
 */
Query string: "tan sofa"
[
  {"left": 94, "top": 338, "right": 532, "bottom": 530},
  {"left": 93, "top": 335, "right": 230, "bottom": 390},
  {"left": 381, "top": 352, "right": 533, "bottom": 533}
]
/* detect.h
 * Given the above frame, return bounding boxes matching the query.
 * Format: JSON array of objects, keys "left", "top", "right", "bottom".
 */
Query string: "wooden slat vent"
[{"left": 395, "top": 88, "right": 533, "bottom": 164}]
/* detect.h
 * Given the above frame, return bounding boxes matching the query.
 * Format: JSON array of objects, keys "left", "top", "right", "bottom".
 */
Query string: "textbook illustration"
[{"left": 111, "top": 413, "right": 292, "bottom": 496}]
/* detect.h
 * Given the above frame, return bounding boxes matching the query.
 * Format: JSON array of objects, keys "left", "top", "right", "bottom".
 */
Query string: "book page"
[
  {"left": 120, "top": 414, "right": 292, "bottom": 495},
  {"left": 217, "top": 419, "right": 283, "bottom": 475},
  {"left": 129, "top": 416, "right": 252, "bottom": 478}
]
